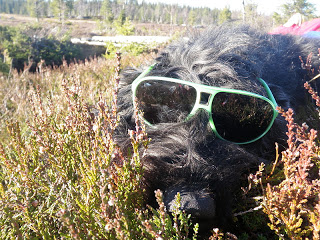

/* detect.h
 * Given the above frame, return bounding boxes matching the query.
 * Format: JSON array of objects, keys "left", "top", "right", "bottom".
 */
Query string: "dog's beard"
[{"left": 141, "top": 110, "right": 265, "bottom": 226}]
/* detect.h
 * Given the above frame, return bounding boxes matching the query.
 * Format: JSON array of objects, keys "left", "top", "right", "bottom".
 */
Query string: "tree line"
[
  {"left": 1, "top": 0, "right": 264, "bottom": 26},
  {"left": 1, "top": 0, "right": 318, "bottom": 27}
]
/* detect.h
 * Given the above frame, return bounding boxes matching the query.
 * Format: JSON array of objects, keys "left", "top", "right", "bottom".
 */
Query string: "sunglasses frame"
[{"left": 132, "top": 65, "right": 279, "bottom": 144}]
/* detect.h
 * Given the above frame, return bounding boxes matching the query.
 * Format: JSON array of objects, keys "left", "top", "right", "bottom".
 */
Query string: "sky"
[{"left": 137, "top": 0, "right": 320, "bottom": 16}]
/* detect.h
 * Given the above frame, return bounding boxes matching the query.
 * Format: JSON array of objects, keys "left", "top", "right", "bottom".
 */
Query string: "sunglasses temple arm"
[
  {"left": 257, "top": 78, "right": 278, "bottom": 107},
  {"left": 134, "top": 64, "right": 156, "bottom": 82}
]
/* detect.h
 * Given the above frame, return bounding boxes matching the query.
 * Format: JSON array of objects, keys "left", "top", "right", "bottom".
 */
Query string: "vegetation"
[
  {"left": 0, "top": 53, "right": 202, "bottom": 239},
  {"left": 0, "top": 0, "right": 320, "bottom": 238},
  {"left": 1, "top": 0, "right": 318, "bottom": 35},
  {"left": 1, "top": 0, "right": 279, "bottom": 27},
  {"left": 0, "top": 25, "right": 32, "bottom": 72},
  {"left": 0, "top": 23, "right": 162, "bottom": 75},
  {"left": 273, "top": 0, "right": 317, "bottom": 24},
  {"left": 113, "top": 9, "right": 135, "bottom": 36},
  {"left": 1, "top": 0, "right": 221, "bottom": 26},
  {"left": 243, "top": 104, "right": 320, "bottom": 239},
  {"left": 0, "top": 38, "right": 319, "bottom": 239},
  {"left": 218, "top": 7, "right": 232, "bottom": 24},
  {"left": 241, "top": 55, "right": 320, "bottom": 239},
  {"left": 0, "top": 25, "right": 82, "bottom": 73}
]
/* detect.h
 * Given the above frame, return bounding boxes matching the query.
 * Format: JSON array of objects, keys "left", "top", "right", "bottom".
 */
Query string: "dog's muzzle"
[{"left": 163, "top": 184, "right": 216, "bottom": 219}]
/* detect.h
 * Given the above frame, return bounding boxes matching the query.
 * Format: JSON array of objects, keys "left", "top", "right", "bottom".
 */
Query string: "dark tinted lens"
[
  {"left": 211, "top": 92, "right": 274, "bottom": 143},
  {"left": 135, "top": 80, "right": 197, "bottom": 124}
]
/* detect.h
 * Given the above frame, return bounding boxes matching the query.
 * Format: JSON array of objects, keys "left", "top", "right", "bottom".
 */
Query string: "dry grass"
[
  {"left": 0, "top": 13, "right": 187, "bottom": 38},
  {"left": 0, "top": 53, "right": 154, "bottom": 144}
]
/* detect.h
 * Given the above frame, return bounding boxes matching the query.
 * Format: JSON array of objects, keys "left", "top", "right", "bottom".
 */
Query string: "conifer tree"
[
  {"left": 100, "top": 0, "right": 114, "bottom": 23},
  {"left": 218, "top": 7, "right": 232, "bottom": 24},
  {"left": 27, "top": 0, "right": 44, "bottom": 21},
  {"left": 282, "top": 0, "right": 316, "bottom": 18},
  {"left": 273, "top": 0, "right": 317, "bottom": 24},
  {"left": 50, "top": 0, "right": 67, "bottom": 22}
]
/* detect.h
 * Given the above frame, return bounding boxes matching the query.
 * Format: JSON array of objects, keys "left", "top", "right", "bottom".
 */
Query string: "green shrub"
[
  {"left": 114, "top": 18, "right": 135, "bottom": 36},
  {"left": 0, "top": 25, "right": 80, "bottom": 72},
  {"left": 104, "top": 41, "right": 157, "bottom": 59},
  {"left": 0, "top": 59, "right": 10, "bottom": 75},
  {"left": 0, "top": 25, "right": 33, "bottom": 71},
  {"left": 31, "top": 38, "right": 81, "bottom": 66}
]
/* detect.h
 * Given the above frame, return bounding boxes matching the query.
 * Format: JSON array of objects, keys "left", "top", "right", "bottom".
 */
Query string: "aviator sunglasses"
[{"left": 132, "top": 64, "right": 279, "bottom": 144}]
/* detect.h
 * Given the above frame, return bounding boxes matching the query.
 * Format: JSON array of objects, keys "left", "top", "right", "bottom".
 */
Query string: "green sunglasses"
[{"left": 132, "top": 65, "right": 278, "bottom": 144}]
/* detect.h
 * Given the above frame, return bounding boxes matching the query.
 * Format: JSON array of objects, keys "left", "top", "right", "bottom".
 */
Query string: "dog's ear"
[{"left": 267, "top": 83, "right": 292, "bottom": 110}]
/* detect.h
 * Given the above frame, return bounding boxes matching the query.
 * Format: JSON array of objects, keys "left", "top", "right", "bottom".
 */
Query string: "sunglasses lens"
[
  {"left": 135, "top": 80, "right": 197, "bottom": 124},
  {"left": 211, "top": 92, "right": 274, "bottom": 143}
]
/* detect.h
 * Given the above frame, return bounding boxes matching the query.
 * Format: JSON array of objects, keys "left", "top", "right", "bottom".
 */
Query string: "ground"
[{"left": 0, "top": 13, "right": 187, "bottom": 38}]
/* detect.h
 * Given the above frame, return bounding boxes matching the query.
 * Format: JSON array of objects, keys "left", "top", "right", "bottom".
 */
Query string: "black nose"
[{"left": 163, "top": 184, "right": 216, "bottom": 219}]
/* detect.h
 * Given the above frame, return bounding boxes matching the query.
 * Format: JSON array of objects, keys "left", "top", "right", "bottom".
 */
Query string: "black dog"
[{"left": 116, "top": 25, "right": 320, "bottom": 232}]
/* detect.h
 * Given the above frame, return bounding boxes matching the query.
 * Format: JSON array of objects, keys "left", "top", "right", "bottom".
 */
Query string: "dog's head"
[{"left": 115, "top": 26, "right": 309, "bottom": 229}]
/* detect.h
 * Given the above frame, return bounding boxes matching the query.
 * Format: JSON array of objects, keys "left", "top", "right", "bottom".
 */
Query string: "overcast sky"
[{"left": 137, "top": 0, "right": 320, "bottom": 16}]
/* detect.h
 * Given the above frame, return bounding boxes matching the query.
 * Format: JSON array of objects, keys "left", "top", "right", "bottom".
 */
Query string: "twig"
[{"left": 233, "top": 205, "right": 263, "bottom": 216}]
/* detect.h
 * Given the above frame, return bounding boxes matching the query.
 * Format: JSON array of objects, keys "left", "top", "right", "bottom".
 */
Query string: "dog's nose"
[{"left": 163, "top": 185, "right": 216, "bottom": 219}]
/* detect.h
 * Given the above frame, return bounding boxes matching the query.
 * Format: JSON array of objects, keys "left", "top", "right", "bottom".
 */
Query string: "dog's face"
[{"left": 116, "top": 26, "right": 316, "bottom": 230}]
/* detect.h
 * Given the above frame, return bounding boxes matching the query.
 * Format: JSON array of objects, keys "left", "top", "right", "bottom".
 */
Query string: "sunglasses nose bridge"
[
  {"left": 189, "top": 93, "right": 213, "bottom": 119},
  {"left": 193, "top": 91, "right": 215, "bottom": 110}
]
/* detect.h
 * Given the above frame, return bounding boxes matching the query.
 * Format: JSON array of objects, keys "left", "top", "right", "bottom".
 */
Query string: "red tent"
[{"left": 269, "top": 18, "right": 320, "bottom": 36}]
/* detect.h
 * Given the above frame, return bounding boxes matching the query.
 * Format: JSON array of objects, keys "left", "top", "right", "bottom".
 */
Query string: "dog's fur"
[{"left": 115, "top": 25, "right": 320, "bottom": 232}]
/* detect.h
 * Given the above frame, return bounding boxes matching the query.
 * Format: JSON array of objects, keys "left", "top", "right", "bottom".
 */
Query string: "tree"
[
  {"left": 114, "top": 8, "right": 135, "bottom": 35},
  {"left": 218, "top": 7, "right": 232, "bottom": 24},
  {"left": 273, "top": 12, "right": 283, "bottom": 25},
  {"left": 65, "top": 0, "right": 74, "bottom": 18},
  {"left": 244, "top": 3, "right": 258, "bottom": 23},
  {"left": 27, "top": 0, "right": 45, "bottom": 21},
  {"left": 50, "top": 0, "right": 67, "bottom": 22},
  {"left": 129, "top": 0, "right": 138, "bottom": 4},
  {"left": 115, "top": 17, "right": 135, "bottom": 35},
  {"left": 154, "top": 3, "right": 162, "bottom": 23},
  {"left": 188, "top": 9, "right": 196, "bottom": 26},
  {"left": 74, "top": 0, "right": 86, "bottom": 18},
  {"left": 163, "top": 5, "right": 174, "bottom": 25},
  {"left": 283, "top": 0, "right": 315, "bottom": 17},
  {"left": 100, "top": 0, "right": 114, "bottom": 23},
  {"left": 211, "top": 8, "right": 220, "bottom": 25},
  {"left": 274, "top": 0, "right": 316, "bottom": 24},
  {"left": 117, "top": 9, "right": 126, "bottom": 26},
  {"left": 0, "top": 0, "right": 230, "bottom": 26}
]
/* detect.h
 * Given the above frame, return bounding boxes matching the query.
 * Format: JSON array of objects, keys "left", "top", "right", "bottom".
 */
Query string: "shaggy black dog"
[{"left": 116, "top": 25, "right": 320, "bottom": 232}]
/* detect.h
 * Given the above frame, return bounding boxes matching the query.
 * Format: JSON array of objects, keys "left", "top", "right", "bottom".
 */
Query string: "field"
[
  {"left": 0, "top": 14, "right": 320, "bottom": 239},
  {"left": 0, "top": 13, "right": 187, "bottom": 38}
]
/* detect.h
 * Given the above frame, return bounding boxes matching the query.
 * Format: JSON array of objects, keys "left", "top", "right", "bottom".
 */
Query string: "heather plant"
[
  {"left": 262, "top": 106, "right": 320, "bottom": 239},
  {"left": 142, "top": 190, "right": 199, "bottom": 239},
  {"left": 244, "top": 80, "right": 320, "bottom": 239},
  {"left": 0, "top": 53, "right": 154, "bottom": 144},
  {"left": 231, "top": 52, "right": 320, "bottom": 240},
  {"left": 0, "top": 53, "right": 198, "bottom": 239},
  {"left": 0, "top": 55, "right": 134, "bottom": 238}
]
